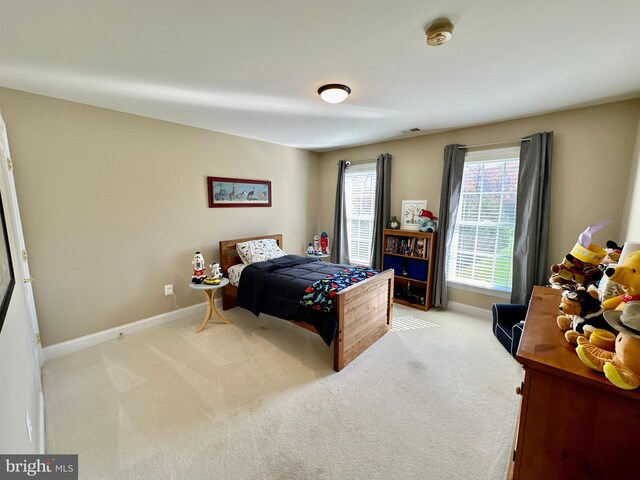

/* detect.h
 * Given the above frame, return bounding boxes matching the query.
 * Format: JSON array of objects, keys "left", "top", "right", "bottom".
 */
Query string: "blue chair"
[{"left": 492, "top": 303, "right": 528, "bottom": 358}]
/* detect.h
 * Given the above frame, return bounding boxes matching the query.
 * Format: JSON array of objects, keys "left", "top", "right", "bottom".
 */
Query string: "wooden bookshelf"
[{"left": 382, "top": 229, "right": 436, "bottom": 311}]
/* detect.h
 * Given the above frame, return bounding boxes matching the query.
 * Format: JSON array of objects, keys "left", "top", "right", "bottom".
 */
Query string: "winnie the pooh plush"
[
  {"left": 601, "top": 250, "right": 640, "bottom": 311},
  {"left": 576, "top": 301, "right": 640, "bottom": 390},
  {"left": 556, "top": 288, "right": 613, "bottom": 345}
]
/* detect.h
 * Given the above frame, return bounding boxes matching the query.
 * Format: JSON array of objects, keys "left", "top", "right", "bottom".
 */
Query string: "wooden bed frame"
[{"left": 219, "top": 234, "right": 394, "bottom": 372}]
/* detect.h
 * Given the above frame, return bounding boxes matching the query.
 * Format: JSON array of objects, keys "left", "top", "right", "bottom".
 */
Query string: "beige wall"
[
  {"left": 0, "top": 87, "right": 320, "bottom": 346},
  {"left": 2, "top": 86, "right": 638, "bottom": 345},
  {"left": 620, "top": 119, "right": 640, "bottom": 241},
  {"left": 319, "top": 100, "right": 640, "bottom": 310}
]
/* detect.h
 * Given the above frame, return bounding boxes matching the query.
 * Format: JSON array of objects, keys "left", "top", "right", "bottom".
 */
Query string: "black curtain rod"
[{"left": 457, "top": 137, "right": 531, "bottom": 151}]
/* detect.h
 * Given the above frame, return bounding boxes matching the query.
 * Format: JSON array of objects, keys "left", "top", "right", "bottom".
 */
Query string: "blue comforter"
[{"left": 237, "top": 255, "right": 351, "bottom": 345}]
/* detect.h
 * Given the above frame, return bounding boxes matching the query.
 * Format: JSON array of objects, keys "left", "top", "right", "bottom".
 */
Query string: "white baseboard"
[
  {"left": 38, "top": 391, "right": 45, "bottom": 454},
  {"left": 447, "top": 301, "right": 492, "bottom": 320},
  {"left": 42, "top": 301, "right": 209, "bottom": 362}
]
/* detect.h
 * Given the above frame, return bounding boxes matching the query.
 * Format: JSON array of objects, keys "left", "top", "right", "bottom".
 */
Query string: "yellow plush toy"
[
  {"left": 576, "top": 301, "right": 640, "bottom": 390},
  {"left": 601, "top": 250, "right": 640, "bottom": 311}
]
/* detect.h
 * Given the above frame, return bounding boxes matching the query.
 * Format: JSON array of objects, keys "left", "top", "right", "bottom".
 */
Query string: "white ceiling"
[{"left": 1, "top": 1, "right": 639, "bottom": 152}]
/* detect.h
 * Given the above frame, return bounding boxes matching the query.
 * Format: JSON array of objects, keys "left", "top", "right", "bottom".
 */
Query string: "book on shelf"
[{"left": 385, "top": 235, "right": 431, "bottom": 256}]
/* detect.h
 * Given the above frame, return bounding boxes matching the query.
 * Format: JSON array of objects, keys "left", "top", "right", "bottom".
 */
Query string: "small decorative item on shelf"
[
  {"left": 313, "top": 234, "right": 320, "bottom": 254},
  {"left": 192, "top": 251, "right": 207, "bottom": 284},
  {"left": 306, "top": 242, "right": 315, "bottom": 255},
  {"left": 388, "top": 216, "right": 400, "bottom": 229}
]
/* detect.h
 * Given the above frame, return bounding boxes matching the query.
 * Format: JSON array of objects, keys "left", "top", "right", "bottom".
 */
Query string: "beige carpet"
[{"left": 43, "top": 304, "right": 522, "bottom": 480}]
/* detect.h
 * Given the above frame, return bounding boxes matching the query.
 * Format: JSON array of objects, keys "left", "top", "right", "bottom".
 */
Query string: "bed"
[{"left": 219, "top": 234, "right": 394, "bottom": 371}]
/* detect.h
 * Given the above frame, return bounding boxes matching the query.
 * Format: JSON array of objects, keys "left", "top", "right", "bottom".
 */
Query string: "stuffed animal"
[
  {"left": 576, "top": 301, "right": 640, "bottom": 390},
  {"left": 418, "top": 209, "right": 438, "bottom": 233},
  {"left": 557, "top": 288, "right": 613, "bottom": 345},
  {"left": 550, "top": 253, "right": 603, "bottom": 288},
  {"left": 549, "top": 272, "right": 579, "bottom": 291},
  {"left": 549, "top": 223, "right": 610, "bottom": 290},
  {"left": 601, "top": 240, "right": 623, "bottom": 265},
  {"left": 601, "top": 250, "right": 640, "bottom": 311}
]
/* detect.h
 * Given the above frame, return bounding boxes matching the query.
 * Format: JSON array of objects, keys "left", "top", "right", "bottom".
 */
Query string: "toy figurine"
[
  {"left": 313, "top": 235, "right": 320, "bottom": 254},
  {"left": 320, "top": 232, "right": 330, "bottom": 254},
  {"left": 209, "top": 262, "right": 222, "bottom": 279},
  {"left": 306, "top": 242, "right": 315, "bottom": 255},
  {"left": 192, "top": 251, "right": 207, "bottom": 284}
]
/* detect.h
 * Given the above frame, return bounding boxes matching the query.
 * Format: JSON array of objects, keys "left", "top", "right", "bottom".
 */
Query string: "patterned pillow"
[{"left": 236, "top": 239, "right": 286, "bottom": 264}]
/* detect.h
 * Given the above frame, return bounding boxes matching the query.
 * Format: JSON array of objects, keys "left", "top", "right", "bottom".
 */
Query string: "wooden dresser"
[{"left": 509, "top": 286, "right": 640, "bottom": 479}]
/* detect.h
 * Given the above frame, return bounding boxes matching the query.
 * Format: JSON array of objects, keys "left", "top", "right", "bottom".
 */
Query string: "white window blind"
[
  {"left": 345, "top": 163, "right": 377, "bottom": 266},
  {"left": 447, "top": 147, "right": 520, "bottom": 293}
]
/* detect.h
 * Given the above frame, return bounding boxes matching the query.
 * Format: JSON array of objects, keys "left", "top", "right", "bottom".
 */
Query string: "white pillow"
[{"left": 236, "top": 239, "right": 286, "bottom": 264}]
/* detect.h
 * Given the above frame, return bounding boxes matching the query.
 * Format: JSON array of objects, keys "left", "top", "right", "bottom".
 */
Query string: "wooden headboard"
[{"left": 219, "top": 234, "right": 283, "bottom": 275}]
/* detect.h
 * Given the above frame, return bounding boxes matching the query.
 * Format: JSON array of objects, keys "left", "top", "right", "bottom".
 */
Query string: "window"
[
  {"left": 446, "top": 147, "right": 520, "bottom": 294},
  {"left": 345, "top": 162, "right": 377, "bottom": 266}
]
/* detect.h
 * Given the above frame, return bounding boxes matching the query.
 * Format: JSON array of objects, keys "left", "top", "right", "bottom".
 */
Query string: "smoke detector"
[{"left": 426, "top": 21, "right": 454, "bottom": 46}]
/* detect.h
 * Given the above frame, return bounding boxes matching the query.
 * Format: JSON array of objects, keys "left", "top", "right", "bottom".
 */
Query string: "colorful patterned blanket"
[{"left": 300, "top": 267, "right": 378, "bottom": 312}]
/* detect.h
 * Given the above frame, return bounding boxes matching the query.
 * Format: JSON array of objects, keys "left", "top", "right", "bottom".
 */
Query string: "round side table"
[
  {"left": 189, "top": 278, "right": 231, "bottom": 333},
  {"left": 306, "top": 253, "right": 330, "bottom": 261}
]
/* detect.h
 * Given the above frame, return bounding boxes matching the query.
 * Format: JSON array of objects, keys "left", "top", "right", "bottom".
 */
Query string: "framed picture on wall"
[
  {"left": 0, "top": 191, "right": 15, "bottom": 334},
  {"left": 401, "top": 200, "right": 427, "bottom": 230},
  {"left": 207, "top": 177, "right": 272, "bottom": 208}
]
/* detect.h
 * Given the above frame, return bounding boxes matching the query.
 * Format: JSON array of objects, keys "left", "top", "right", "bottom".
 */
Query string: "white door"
[{"left": 0, "top": 111, "right": 43, "bottom": 368}]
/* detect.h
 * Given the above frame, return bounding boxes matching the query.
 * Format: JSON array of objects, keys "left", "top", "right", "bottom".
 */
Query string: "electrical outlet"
[
  {"left": 25, "top": 411, "right": 33, "bottom": 443},
  {"left": 164, "top": 284, "right": 173, "bottom": 296}
]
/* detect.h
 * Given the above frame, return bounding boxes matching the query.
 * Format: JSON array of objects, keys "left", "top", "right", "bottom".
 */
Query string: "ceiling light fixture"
[
  {"left": 318, "top": 84, "right": 351, "bottom": 104},
  {"left": 426, "top": 20, "right": 454, "bottom": 46}
]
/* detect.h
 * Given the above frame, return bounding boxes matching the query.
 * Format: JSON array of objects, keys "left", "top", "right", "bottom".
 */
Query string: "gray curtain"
[
  {"left": 331, "top": 160, "right": 350, "bottom": 264},
  {"left": 370, "top": 153, "right": 392, "bottom": 269},
  {"left": 511, "top": 132, "right": 553, "bottom": 304},
  {"left": 433, "top": 144, "right": 467, "bottom": 308}
]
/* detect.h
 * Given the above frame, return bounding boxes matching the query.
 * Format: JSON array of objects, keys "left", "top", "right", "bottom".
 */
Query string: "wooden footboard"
[
  {"left": 333, "top": 268, "right": 393, "bottom": 371},
  {"left": 218, "top": 235, "right": 394, "bottom": 372}
]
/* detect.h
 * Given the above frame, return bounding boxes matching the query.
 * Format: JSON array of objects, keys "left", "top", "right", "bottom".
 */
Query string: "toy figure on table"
[
  {"left": 320, "top": 232, "right": 330, "bottom": 254},
  {"left": 192, "top": 251, "right": 207, "bottom": 284},
  {"left": 203, "top": 262, "right": 223, "bottom": 285},
  {"left": 307, "top": 233, "right": 330, "bottom": 256}
]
